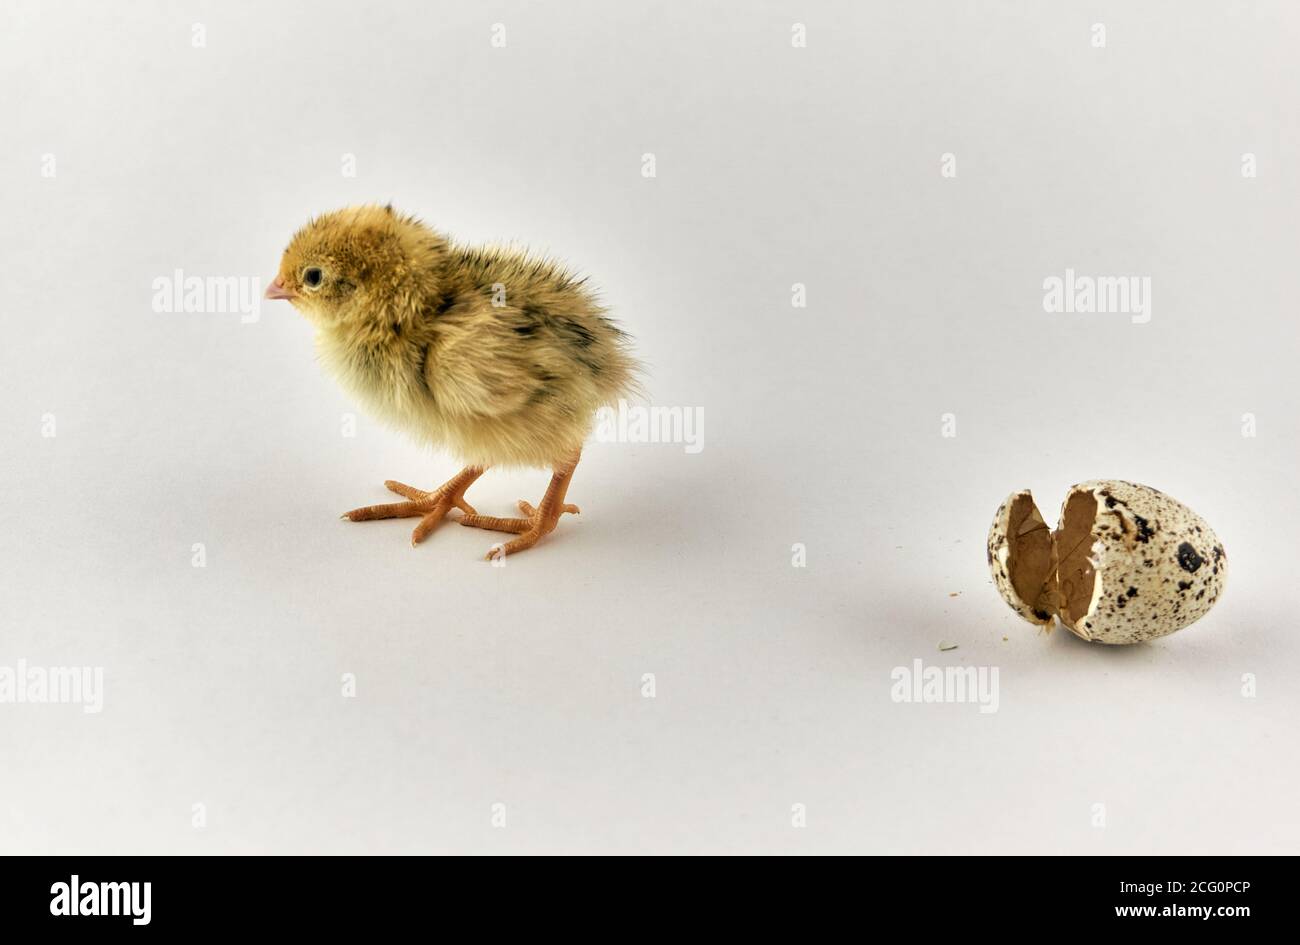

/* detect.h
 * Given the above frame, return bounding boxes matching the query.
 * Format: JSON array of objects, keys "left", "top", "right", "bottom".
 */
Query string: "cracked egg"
[{"left": 987, "top": 480, "right": 1227, "bottom": 644}]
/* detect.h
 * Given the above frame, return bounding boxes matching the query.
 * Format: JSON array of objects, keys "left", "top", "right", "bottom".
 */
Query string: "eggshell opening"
[
  {"left": 1006, "top": 493, "right": 1054, "bottom": 617},
  {"left": 1054, "top": 489, "right": 1101, "bottom": 637},
  {"left": 993, "top": 487, "right": 1103, "bottom": 639}
]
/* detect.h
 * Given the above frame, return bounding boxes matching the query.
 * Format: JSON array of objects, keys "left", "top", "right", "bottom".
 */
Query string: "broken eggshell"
[{"left": 987, "top": 480, "right": 1226, "bottom": 645}]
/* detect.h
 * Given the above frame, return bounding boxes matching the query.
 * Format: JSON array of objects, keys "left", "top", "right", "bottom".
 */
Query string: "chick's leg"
[
  {"left": 342, "top": 466, "right": 485, "bottom": 546},
  {"left": 459, "top": 450, "right": 581, "bottom": 559}
]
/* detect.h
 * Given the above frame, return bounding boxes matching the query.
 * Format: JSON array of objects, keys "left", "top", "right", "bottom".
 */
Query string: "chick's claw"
[
  {"left": 481, "top": 513, "right": 579, "bottom": 559},
  {"left": 489, "top": 528, "right": 548, "bottom": 560}
]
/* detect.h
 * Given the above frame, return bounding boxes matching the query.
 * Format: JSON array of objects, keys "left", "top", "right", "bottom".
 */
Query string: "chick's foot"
[
  {"left": 459, "top": 453, "right": 581, "bottom": 560},
  {"left": 342, "top": 467, "right": 485, "bottom": 546}
]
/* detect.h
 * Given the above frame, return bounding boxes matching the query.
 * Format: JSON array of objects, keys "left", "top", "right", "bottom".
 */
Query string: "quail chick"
[{"left": 265, "top": 204, "right": 640, "bottom": 559}]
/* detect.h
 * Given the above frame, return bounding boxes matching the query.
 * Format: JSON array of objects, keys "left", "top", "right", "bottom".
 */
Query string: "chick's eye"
[{"left": 303, "top": 267, "right": 323, "bottom": 288}]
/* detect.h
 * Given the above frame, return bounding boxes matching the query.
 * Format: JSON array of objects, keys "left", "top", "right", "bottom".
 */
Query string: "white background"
[{"left": 1, "top": 1, "right": 1296, "bottom": 854}]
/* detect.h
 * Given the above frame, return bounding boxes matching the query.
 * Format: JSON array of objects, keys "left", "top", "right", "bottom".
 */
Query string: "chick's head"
[{"left": 266, "top": 204, "right": 447, "bottom": 325}]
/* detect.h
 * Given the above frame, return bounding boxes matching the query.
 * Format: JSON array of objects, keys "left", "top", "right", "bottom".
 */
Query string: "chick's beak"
[{"left": 264, "top": 277, "right": 296, "bottom": 301}]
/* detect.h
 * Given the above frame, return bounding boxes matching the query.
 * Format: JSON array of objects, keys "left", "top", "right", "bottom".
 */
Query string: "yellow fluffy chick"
[{"left": 265, "top": 204, "right": 640, "bottom": 559}]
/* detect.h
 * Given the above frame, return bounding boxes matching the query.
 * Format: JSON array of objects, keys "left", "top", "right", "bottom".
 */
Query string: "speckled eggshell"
[
  {"left": 986, "top": 490, "right": 1053, "bottom": 628},
  {"left": 1067, "top": 480, "right": 1227, "bottom": 644}
]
